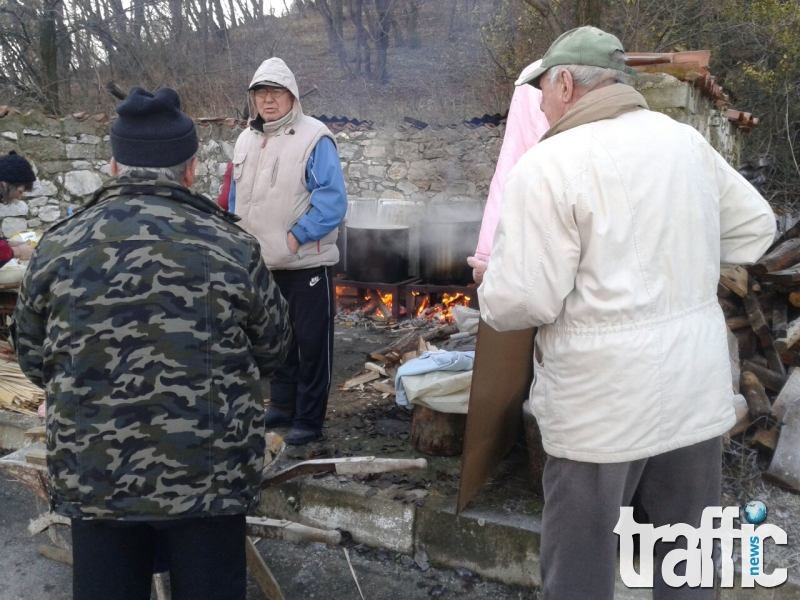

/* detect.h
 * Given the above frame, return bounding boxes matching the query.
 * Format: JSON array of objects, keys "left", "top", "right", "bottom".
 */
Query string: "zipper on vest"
[{"left": 270, "top": 157, "right": 280, "bottom": 187}]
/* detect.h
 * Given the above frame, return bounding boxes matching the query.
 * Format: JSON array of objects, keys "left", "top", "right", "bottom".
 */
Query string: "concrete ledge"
[
  {"left": 416, "top": 496, "right": 541, "bottom": 587},
  {"left": 0, "top": 409, "right": 40, "bottom": 450},
  {"left": 258, "top": 474, "right": 800, "bottom": 599}
]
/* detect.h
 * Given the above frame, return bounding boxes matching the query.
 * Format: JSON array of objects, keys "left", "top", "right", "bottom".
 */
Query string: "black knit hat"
[
  {"left": 0, "top": 152, "right": 36, "bottom": 186},
  {"left": 111, "top": 87, "right": 198, "bottom": 168}
]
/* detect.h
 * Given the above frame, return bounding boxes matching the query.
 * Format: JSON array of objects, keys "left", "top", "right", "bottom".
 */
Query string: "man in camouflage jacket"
[{"left": 13, "top": 87, "right": 291, "bottom": 600}]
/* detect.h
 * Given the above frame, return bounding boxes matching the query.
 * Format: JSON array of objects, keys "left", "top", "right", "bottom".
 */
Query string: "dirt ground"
[
  {"left": 312, "top": 322, "right": 800, "bottom": 576},
  {"left": 269, "top": 322, "right": 541, "bottom": 516}
]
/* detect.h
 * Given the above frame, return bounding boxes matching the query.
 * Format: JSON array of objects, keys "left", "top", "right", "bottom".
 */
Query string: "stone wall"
[{"left": 0, "top": 72, "right": 744, "bottom": 239}]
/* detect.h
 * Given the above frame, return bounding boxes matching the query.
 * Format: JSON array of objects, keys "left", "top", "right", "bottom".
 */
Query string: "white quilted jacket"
[{"left": 479, "top": 109, "right": 776, "bottom": 463}]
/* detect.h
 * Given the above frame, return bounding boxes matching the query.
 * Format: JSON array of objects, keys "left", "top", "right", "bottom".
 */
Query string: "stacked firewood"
[
  {"left": 339, "top": 323, "right": 460, "bottom": 396},
  {"left": 0, "top": 341, "right": 44, "bottom": 417},
  {"left": 720, "top": 228, "right": 800, "bottom": 493}
]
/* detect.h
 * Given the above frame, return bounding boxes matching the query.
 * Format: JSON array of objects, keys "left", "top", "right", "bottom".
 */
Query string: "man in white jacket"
[{"left": 479, "top": 27, "right": 775, "bottom": 599}]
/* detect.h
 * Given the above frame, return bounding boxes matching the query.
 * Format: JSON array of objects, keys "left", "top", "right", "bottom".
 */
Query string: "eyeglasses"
[{"left": 254, "top": 88, "right": 289, "bottom": 100}]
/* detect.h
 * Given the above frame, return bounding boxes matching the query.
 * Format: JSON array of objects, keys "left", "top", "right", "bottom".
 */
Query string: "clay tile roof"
[{"left": 627, "top": 51, "right": 754, "bottom": 130}]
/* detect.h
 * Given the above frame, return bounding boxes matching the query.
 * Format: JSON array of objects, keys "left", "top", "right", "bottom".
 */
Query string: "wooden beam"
[{"left": 245, "top": 537, "right": 285, "bottom": 600}]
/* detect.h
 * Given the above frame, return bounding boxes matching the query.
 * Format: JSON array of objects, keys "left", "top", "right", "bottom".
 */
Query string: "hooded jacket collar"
[
  {"left": 81, "top": 172, "right": 240, "bottom": 223},
  {"left": 247, "top": 58, "right": 304, "bottom": 135},
  {"left": 541, "top": 83, "right": 648, "bottom": 142}
]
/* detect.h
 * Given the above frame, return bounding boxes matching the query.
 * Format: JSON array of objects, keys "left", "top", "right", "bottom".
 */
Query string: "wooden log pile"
[{"left": 721, "top": 230, "right": 800, "bottom": 493}]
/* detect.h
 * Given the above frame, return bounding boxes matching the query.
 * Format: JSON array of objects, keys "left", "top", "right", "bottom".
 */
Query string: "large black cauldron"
[
  {"left": 345, "top": 224, "right": 409, "bottom": 283},
  {"left": 419, "top": 220, "right": 481, "bottom": 285}
]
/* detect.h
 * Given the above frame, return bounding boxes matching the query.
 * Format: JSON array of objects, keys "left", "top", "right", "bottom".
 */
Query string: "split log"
[
  {"left": 763, "top": 344, "right": 787, "bottom": 378},
  {"left": 774, "top": 316, "right": 800, "bottom": 353},
  {"left": 773, "top": 367, "right": 800, "bottom": 422},
  {"left": 371, "top": 380, "right": 396, "bottom": 395},
  {"left": 340, "top": 371, "right": 380, "bottom": 390},
  {"left": 741, "top": 360, "right": 787, "bottom": 392},
  {"left": 368, "top": 323, "right": 458, "bottom": 363},
  {"left": 763, "top": 266, "right": 800, "bottom": 286},
  {"left": 740, "top": 371, "right": 773, "bottom": 422},
  {"left": 742, "top": 288, "right": 771, "bottom": 341},
  {"left": 749, "top": 427, "right": 779, "bottom": 452},
  {"left": 410, "top": 405, "right": 466, "bottom": 456},
  {"left": 789, "top": 292, "right": 800, "bottom": 308},
  {"left": 725, "top": 316, "right": 751, "bottom": 331},
  {"left": 749, "top": 238, "right": 800, "bottom": 278},
  {"left": 719, "top": 266, "right": 749, "bottom": 297},
  {"left": 371, "top": 291, "right": 392, "bottom": 321},
  {"left": 364, "top": 362, "right": 388, "bottom": 377},
  {"left": 39, "top": 545, "right": 73, "bottom": 566},
  {"left": 733, "top": 328, "right": 757, "bottom": 359},
  {"left": 772, "top": 302, "right": 788, "bottom": 339},
  {"left": 718, "top": 297, "right": 741, "bottom": 319}
]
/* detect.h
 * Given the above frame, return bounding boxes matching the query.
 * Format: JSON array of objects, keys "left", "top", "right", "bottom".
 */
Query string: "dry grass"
[{"left": 40, "top": 3, "right": 533, "bottom": 124}]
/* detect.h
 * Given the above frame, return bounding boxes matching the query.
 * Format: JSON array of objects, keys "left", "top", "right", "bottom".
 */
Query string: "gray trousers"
[{"left": 540, "top": 436, "right": 721, "bottom": 600}]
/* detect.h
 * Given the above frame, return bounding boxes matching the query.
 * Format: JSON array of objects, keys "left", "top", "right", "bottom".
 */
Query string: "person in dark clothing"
[
  {"left": 14, "top": 87, "right": 292, "bottom": 600},
  {"left": 0, "top": 152, "right": 36, "bottom": 264}
]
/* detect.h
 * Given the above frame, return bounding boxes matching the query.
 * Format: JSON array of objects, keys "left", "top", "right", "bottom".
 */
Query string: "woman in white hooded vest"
[{"left": 233, "top": 57, "right": 347, "bottom": 446}]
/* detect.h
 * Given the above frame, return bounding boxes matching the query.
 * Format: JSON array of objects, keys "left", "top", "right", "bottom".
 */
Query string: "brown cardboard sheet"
[{"left": 457, "top": 319, "right": 536, "bottom": 514}]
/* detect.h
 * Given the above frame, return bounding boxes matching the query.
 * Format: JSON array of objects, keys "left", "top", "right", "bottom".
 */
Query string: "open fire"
[{"left": 335, "top": 286, "right": 471, "bottom": 323}]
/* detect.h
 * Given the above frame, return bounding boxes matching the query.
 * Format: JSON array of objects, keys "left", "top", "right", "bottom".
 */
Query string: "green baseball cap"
[{"left": 516, "top": 26, "right": 637, "bottom": 89}]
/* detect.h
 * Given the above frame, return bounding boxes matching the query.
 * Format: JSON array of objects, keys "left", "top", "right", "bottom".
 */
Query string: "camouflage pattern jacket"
[{"left": 13, "top": 173, "right": 292, "bottom": 520}]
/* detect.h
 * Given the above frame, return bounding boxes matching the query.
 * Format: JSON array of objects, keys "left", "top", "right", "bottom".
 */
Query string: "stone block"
[
  {"left": 26, "top": 219, "right": 42, "bottom": 229},
  {"left": 395, "top": 141, "right": 422, "bottom": 161},
  {"left": 26, "top": 197, "right": 49, "bottom": 209},
  {"left": 363, "top": 144, "right": 386, "bottom": 159},
  {"left": 78, "top": 134, "right": 102, "bottom": 145},
  {"left": 2, "top": 217, "right": 27, "bottom": 238},
  {"left": 0, "top": 201, "right": 28, "bottom": 218},
  {"left": 295, "top": 478, "right": 416, "bottom": 554},
  {"left": 387, "top": 162, "right": 408, "bottom": 180},
  {"left": 367, "top": 165, "right": 387, "bottom": 179},
  {"left": 338, "top": 142, "right": 360, "bottom": 161},
  {"left": 415, "top": 497, "right": 542, "bottom": 588},
  {"left": 27, "top": 180, "right": 57, "bottom": 197},
  {"left": 397, "top": 181, "right": 418, "bottom": 195},
  {"left": 39, "top": 161, "right": 72, "bottom": 175},
  {"left": 635, "top": 73, "right": 696, "bottom": 112},
  {"left": 380, "top": 190, "right": 404, "bottom": 200},
  {"left": 348, "top": 163, "right": 367, "bottom": 179},
  {"left": 38, "top": 206, "right": 62, "bottom": 223},
  {"left": 66, "top": 144, "right": 96, "bottom": 160},
  {"left": 64, "top": 171, "right": 102, "bottom": 196},
  {"left": 23, "top": 136, "right": 67, "bottom": 161}
]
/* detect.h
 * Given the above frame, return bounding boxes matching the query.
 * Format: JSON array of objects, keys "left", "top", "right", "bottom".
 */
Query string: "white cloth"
[
  {"left": 480, "top": 108, "right": 776, "bottom": 463},
  {"left": 395, "top": 351, "right": 475, "bottom": 411},
  {"left": 400, "top": 370, "right": 473, "bottom": 414}
]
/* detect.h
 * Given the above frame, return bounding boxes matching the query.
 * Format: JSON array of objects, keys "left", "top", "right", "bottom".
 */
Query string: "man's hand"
[
  {"left": 287, "top": 232, "right": 300, "bottom": 255},
  {"left": 467, "top": 256, "right": 488, "bottom": 285},
  {"left": 11, "top": 242, "right": 34, "bottom": 261}
]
